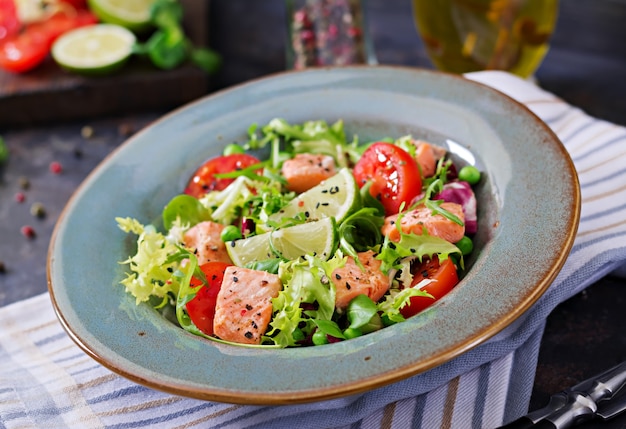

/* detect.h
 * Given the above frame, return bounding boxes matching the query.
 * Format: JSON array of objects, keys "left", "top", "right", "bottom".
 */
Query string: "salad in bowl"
[{"left": 116, "top": 118, "right": 480, "bottom": 348}]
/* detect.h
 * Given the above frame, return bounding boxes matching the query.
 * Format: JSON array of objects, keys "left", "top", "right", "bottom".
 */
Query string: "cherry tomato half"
[
  {"left": 0, "top": 10, "right": 98, "bottom": 73},
  {"left": 186, "top": 261, "right": 231, "bottom": 336},
  {"left": 184, "top": 153, "right": 262, "bottom": 198},
  {"left": 399, "top": 256, "right": 459, "bottom": 318},
  {"left": 353, "top": 142, "right": 422, "bottom": 216}
]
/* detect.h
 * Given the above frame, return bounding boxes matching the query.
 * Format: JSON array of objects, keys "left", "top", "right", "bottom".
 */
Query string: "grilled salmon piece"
[
  {"left": 412, "top": 140, "right": 447, "bottom": 178},
  {"left": 281, "top": 153, "right": 337, "bottom": 193},
  {"left": 183, "top": 221, "right": 232, "bottom": 264},
  {"left": 381, "top": 202, "right": 465, "bottom": 243},
  {"left": 213, "top": 266, "right": 282, "bottom": 345},
  {"left": 331, "top": 250, "right": 391, "bottom": 311}
]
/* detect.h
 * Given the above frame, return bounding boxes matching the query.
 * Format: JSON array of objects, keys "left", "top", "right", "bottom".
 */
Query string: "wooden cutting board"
[
  {"left": 0, "top": 1, "right": 211, "bottom": 128},
  {"left": 0, "top": 60, "right": 210, "bottom": 128}
]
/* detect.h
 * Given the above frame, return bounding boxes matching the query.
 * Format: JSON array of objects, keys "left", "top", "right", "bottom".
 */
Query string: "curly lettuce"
[{"left": 116, "top": 217, "right": 181, "bottom": 305}]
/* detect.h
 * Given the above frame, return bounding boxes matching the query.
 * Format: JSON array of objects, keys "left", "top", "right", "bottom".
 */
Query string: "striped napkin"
[{"left": 1, "top": 71, "right": 625, "bottom": 429}]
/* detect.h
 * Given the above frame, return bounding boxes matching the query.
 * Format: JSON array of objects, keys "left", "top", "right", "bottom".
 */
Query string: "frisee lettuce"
[
  {"left": 265, "top": 253, "right": 346, "bottom": 347},
  {"left": 116, "top": 217, "right": 181, "bottom": 304}
]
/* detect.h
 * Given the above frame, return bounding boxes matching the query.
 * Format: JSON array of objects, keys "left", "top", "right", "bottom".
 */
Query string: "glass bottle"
[{"left": 285, "top": 0, "right": 377, "bottom": 69}]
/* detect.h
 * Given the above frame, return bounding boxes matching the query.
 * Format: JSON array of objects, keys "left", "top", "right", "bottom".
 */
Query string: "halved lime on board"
[
  {"left": 227, "top": 217, "right": 337, "bottom": 267},
  {"left": 87, "top": 0, "right": 156, "bottom": 33},
  {"left": 51, "top": 24, "right": 136, "bottom": 75},
  {"left": 269, "top": 168, "right": 360, "bottom": 225}
]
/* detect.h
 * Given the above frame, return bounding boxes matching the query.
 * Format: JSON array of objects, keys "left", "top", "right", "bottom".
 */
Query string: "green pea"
[
  {"left": 292, "top": 328, "right": 305, "bottom": 342},
  {"left": 223, "top": 143, "right": 245, "bottom": 156},
  {"left": 458, "top": 165, "right": 481, "bottom": 185},
  {"left": 343, "top": 327, "right": 362, "bottom": 339},
  {"left": 312, "top": 330, "right": 329, "bottom": 346},
  {"left": 220, "top": 225, "right": 242, "bottom": 242},
  {"left": 456, "top": 236, "right": 474, "bottom": 256}
]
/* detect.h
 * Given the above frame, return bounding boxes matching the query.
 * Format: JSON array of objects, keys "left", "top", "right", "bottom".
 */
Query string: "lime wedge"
[
  {"left": 52, "top": 24, "right": 136, "bottom": 75},
  {"left": 227, "top": 217, "right": 337, "bottom": 267},
  {"left": 270, "top": 168, "right": 360, "bottom": 225},
  {"left": 87, "top": 0, "right": 155, "bottom": 32}
]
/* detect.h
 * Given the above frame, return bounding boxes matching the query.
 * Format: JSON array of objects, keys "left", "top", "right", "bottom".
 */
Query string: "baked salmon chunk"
[
  {"left": 213, "top": 266, "right": 282, "bottom": 345},
  {"left": 183, "top": 221, "right": 232, "bottom": 264},
  {"left": 382, "top": 202, "right": 465, "bottom": 243},
  {"left": 281, "top": 153, "right": 336, "bottom": 193},
  {"left": 331, "top": 250, "right": 391, "bottom": 311},
  {"left": 412, "top": 140, "right": 447, "bottom": 178}
]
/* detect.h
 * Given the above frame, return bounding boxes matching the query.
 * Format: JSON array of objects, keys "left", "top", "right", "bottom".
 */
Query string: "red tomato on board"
[
  {"left": 0, "top": 0, "right": 20, "bottom": 42},
  {"left": 186, "top": 261, "right": 231, "bottom": 336},
  {"left": 399, "top": 257, "right": 459, "bottom": 318},
  {"left": 0, "top": 10, "right": 98, "bottom": 73},
  {"left": 59, "top": 0, "right": 88, "bottom": 9},
  {"left": 352, "top": 142, "right": 422, "bottom": 216},
  {"left": 184, "top": 153, "right": 262, "bottom": 198}
]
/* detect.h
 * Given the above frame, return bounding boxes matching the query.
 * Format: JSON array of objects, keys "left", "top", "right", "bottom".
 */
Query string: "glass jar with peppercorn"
[{"left": 285, "top": 0, "right": 377, "bottom": 69}]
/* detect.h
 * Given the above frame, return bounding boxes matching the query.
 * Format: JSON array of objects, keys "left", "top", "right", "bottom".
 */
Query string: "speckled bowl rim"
[{"left": 47, "top": 66, "right": 580, "bottom": 405}]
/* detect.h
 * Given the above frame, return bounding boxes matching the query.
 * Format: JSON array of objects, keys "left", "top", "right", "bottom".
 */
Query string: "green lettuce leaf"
[{"left": 115, "top": 217, "right": 181, "bottom": 304}]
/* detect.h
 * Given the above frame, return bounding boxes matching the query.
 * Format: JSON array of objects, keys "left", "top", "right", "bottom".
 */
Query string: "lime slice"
[
  {"left": 52, "top": 24, "right": 136, "bottom": 75},
  {"left": 227, "top": 217, "right": 337, "bottom": 267},
  {"left": 87, "top": 0, "right": 155, "bottom": 32},
  {"left": 270, "top": 168, "right": 360, "bottom": 225}
]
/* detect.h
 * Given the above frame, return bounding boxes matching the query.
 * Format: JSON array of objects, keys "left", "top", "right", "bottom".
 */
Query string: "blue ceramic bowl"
[{"left": 48, "top": 66, "right": 579, "bottom": 404}]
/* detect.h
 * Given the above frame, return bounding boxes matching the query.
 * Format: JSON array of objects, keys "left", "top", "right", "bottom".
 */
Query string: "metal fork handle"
[{"left": 542, "top": 392, "right": 597, "bottom": 429}]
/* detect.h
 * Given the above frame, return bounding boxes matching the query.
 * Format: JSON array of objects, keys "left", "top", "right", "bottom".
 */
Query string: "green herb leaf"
[
  {"left": 190, "top": 47, "right": 222, "bottom": 73},
  {"left": 314, "top": 319, "right": 345, "bottom": 339},
  {"left": 162, "top": 194, "right": 211, "bottom": 230},
  {"left": 0, "top": 137, "right": 8, "bottom": 163},
  {"left": 347, "top": 294, "right": 378, "bottom": 329}
]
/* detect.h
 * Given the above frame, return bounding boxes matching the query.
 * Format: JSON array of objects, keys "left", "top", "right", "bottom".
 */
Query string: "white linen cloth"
[{"left": 1, "top": 71, "right": 625, "bottom": 429}]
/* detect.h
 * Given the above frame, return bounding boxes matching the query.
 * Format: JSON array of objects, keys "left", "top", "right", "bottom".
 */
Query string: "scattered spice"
[
  {"left": 21, "top": 225, "right": 36, "bottom": 239},
  {"left": 14, "top": 192, "right": 25, "bottom": 203},
  {"left": 118, "top": 122, "right": 134, "bottom": 137},
  {"left": 0, "top": 261, "right": 5, "bottom": 273},
  {"left": 73, "top": 147, "right": 84, "bottom": 159},
  {"left": 30, "top": 202, "right": 46, "bottom": 218},
  {"left": 81, "top": 125, "right": 94, "bottom": 139},
  {"left": 18, "top": 176, "right": 30, "bottom": 190},
  {"left": 49, "top": 161, "right": 63, "bottom": 174}
]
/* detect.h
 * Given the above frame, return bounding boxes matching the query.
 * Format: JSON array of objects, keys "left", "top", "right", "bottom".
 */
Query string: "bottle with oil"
[{"left": 412, "top": 0, "right": 559, "bottom": 78}]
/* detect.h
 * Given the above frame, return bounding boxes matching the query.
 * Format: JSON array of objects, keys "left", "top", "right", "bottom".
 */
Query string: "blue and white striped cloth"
[{"left": 1, "top": 71, "right": 625, "bottom": 429}]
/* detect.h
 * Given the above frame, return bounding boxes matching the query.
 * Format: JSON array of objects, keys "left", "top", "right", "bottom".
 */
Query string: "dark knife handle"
[
  {"left": 496, "top": 417, "right": 558, "bottom": 429},
  {"left": 532, "top": 420, "right": 557, "bottom": 429},
  {"left": 496, "top": 416, "right": 536, "bottom": 429}
]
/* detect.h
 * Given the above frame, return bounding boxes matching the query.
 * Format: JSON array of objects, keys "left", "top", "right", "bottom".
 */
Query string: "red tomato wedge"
[
  {"left": 184, "top": 154, "right": 262, "bottom": 198},
  {"left": 353, "top": 142, "right": 422, "bottom": 216},
  {"left": 186, "top": 261, "right": 232, "bottom": 336},
  {"left": 399, "top": 256, "right": 459, "bottom": 318},
  {"left": 0, "top": 10, "right": 98, "bottom": 73}
]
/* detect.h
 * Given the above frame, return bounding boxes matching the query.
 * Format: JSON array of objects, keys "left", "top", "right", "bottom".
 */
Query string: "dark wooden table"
[{"left": 1, "top": 1, "right": 625, "bottom": 427}]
